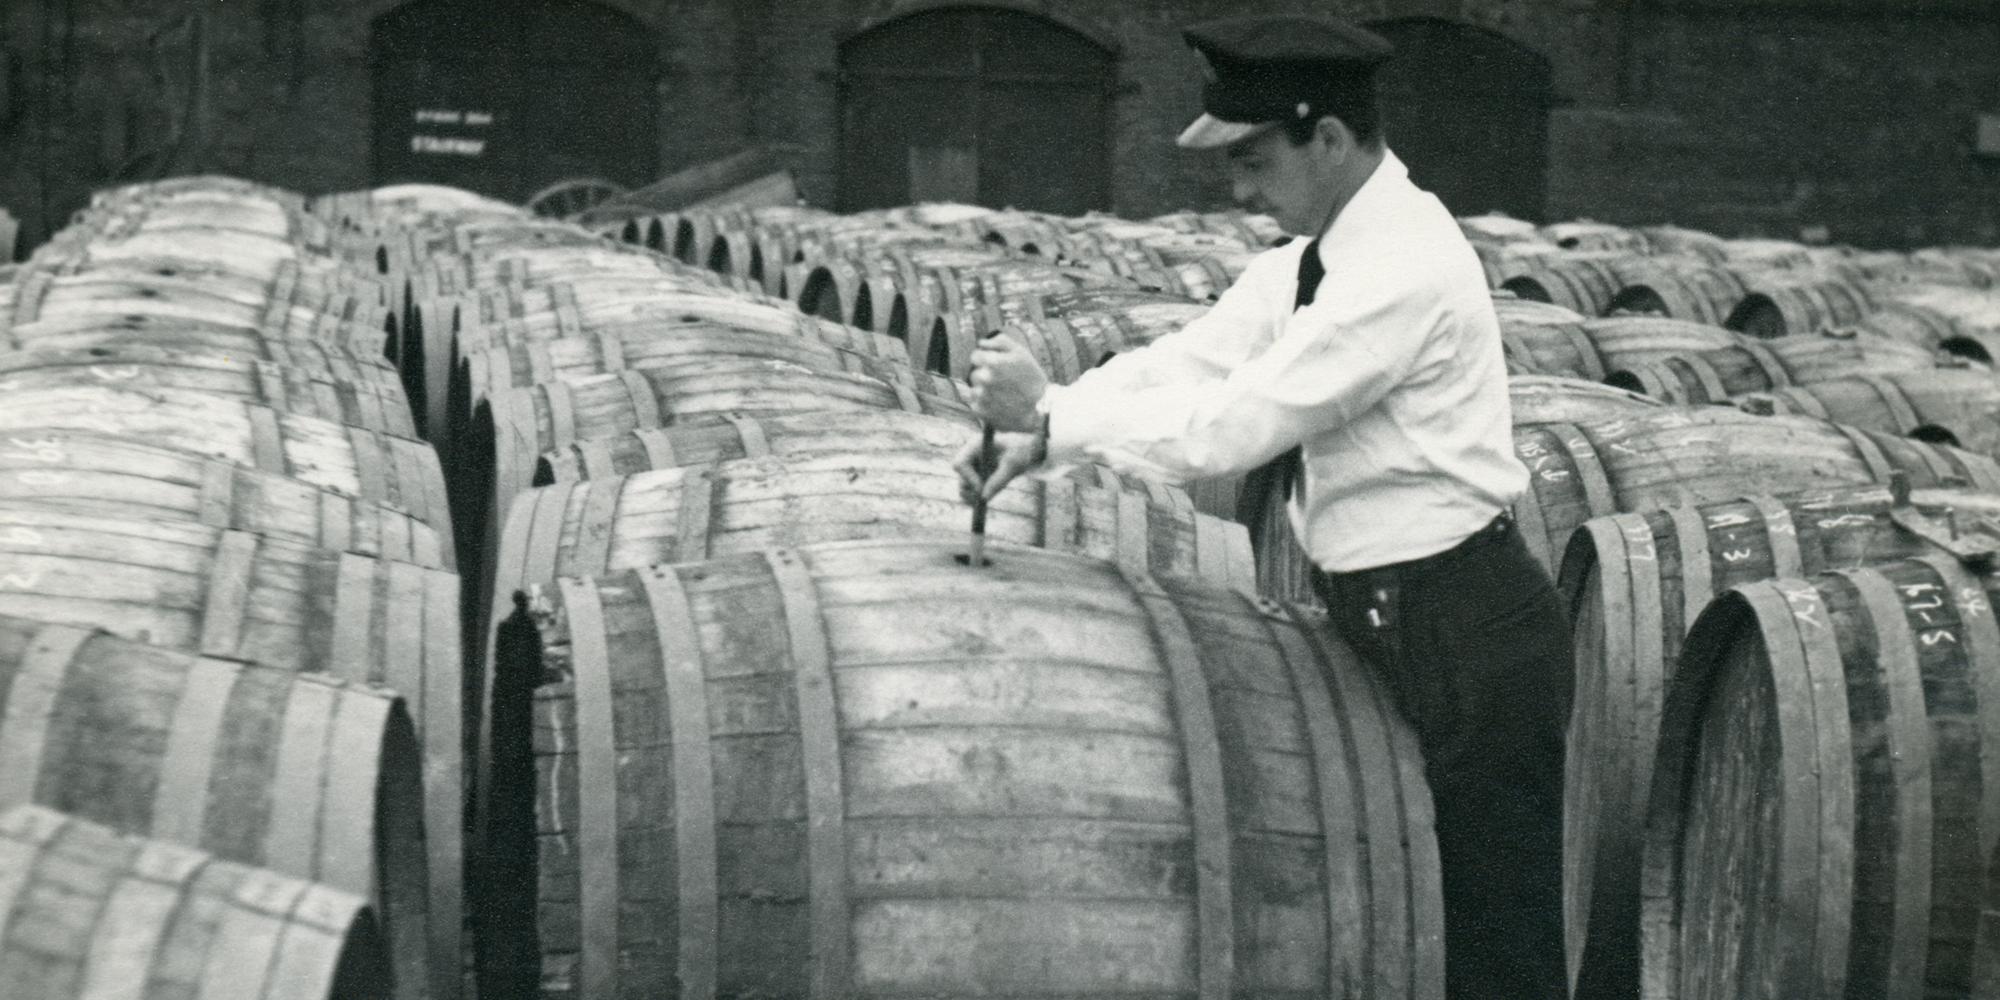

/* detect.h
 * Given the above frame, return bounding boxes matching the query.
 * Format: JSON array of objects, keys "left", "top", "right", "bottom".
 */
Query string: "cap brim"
[{"left": 1176, "top": 114, "right": 1278, "bottom": 150}]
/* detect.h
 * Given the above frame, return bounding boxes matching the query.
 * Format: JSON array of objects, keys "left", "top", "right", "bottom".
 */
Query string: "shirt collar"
[{"left": 1317, "top": 148, "right": 1410, "bottom": 255}]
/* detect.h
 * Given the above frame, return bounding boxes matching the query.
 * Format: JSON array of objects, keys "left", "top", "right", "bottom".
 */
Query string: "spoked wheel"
[{"left": 525, "top": 177, "right": 627, "bottom": 220}]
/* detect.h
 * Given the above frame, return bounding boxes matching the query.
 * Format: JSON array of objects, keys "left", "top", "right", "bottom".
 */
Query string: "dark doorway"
[
  {"left": 837, "top": 6, "right": 1116, "bottom": 214},
  {"left": 1367, "top": 18, "right": 1551, "bottom": 221},
  {"left": 370, "top": 0, "right": 659, "bottom": 201}
]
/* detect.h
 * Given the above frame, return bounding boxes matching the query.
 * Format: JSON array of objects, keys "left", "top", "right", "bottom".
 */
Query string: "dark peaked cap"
[{"left": 1177, "top": 15, "right": 1394, "bottom": 149}]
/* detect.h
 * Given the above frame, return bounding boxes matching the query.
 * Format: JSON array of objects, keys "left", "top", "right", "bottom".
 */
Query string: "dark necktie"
[{"left": 1235, "top": 238, "right": 1321, "bottom": 536}]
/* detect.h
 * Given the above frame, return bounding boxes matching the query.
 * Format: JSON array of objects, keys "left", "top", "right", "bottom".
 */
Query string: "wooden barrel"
[
  {"left": 1557, "top": 483, "right": 2000, "bottom": 1000},
  {"left": 1494, "top": 296, "right": 1596, "bottom": 377},
  {"left": 1498, "top": 252, "right": 1632, "bottom": 315},
  {"left": 1856, "top": 286, "right": 2000, "bottom": 363},
  {"left": 476, "top": 540, "right": 1442, "bottom": 1000},
  {"left": 996, "top": 301, "right": 1210, "bottom": 383},
  {"left": 1605, "top": 334, "right": 1942, "bottom": 405},
  {"left": 489, "top": 451, "right": 1255, "bottom": 619},
  {"left": 1509, "top": 315, "right": 1745, "bottom": 382},
  {"left": 0, "top": 622, "right": 428, "bottom": 1000},
  {"left": 0, "top": 308, "right": 394, "bottom": 363},
  {"left": 972, "top": 286, "right": 1197, "bottom": 333},
  {"left": 451, "top": 287, "right": 893, "bottom": 362},
  {"left": 1636, "top": 225, "right": 1731, "bottom": 262},
  {"left": 1724, "top": 276, "right": 1877, "bottom": 338},
  {"left": 1602, "top": 261, "right": 1748, "bottom": 326},
  {"left": 13, "top": 256, "right": 388, "bottom": 322},
  {"left": 0, "top": 430, "right": 447, "bottom": 569},
  {"left": 1508, "top": 374, "right": 1665, "bottom": 426},
  {"left": 1643, "top": 554, "right": 2000, "bottom": 1000},
  {"left": 466, "top": 361, "right": 971, "bottom": 560},
  {"left": 0, "top": 345, "right": 418, "bottom": 437},
  {"left": 454, "top": 318, "right": 912, "bottom": 437},
  {"left": 1541, "top": 221, "right": 1650, "bottom": 253},
  {"left": 1737, "top": 368, "right": 2000, "bottom": 456},
  {"left": 528, "top": 407, "right": 1245, "bottom": 525},
  {"left": 0, "top": 506, "right": 463, "bottom": 999},
  {"left": 532, "top": 408, "right": 974, "bottom": 485},
  {"left": 1719, "top": 237, "right": 1818, "bottom": 271},
  {"left": 1511, "top": 407, "right": 2000, "bottom": 573},
  {"left": 0, "top": 805, "right": 394, "bottom": 1000},
  {"left": 0, "top": 384, "right": 454, "bottom": 550}
]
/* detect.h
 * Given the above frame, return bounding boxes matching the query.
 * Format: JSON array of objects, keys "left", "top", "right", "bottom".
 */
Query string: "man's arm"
[{"left": 1045, "top": 284, "right": 1461, "bottom": 483}]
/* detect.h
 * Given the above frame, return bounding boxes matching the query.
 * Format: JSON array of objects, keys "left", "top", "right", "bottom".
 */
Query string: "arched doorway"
[
  {"left": 837, "top": 6, "right": 1116, "bottom": 214},
  {"left": 1368, "top": 18, "right": 1551, "bottom": 221},
  {"left": 370, "top": 0, "right": 659, "bottom": 201}
]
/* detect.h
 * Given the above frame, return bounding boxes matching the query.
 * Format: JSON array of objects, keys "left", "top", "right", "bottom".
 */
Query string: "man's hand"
[
  {"left": 954, "top": 431, "right": 1046, "bottom": 505},
  {"left": 969, "top": 335, "right": 1049, "bottom": 433}
]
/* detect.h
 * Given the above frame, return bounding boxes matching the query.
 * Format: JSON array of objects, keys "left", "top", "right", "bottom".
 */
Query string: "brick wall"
[{"left": 1, "top": 0, "right": 1995, "bottom": 255}]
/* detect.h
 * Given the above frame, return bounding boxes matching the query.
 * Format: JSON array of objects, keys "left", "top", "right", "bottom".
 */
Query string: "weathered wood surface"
[
  {"left": 0, "top": 504, "right": 463, "bottom": 1000},
  {"left": 0, "top": 430, "right": 447, "bottom": 568},
  {"left": 1608, "top": 334, "right": 1942, "bottom": 405},
  {"left": 1511, "top": 408, "right": 2000, "bottom": 574},
  {"left": 1724, "top": 276, "right": 1877, "bottom": 338},
  {"left": 479, "top": 540, "right": 1442, "bottom": 1000},
  {"left": 0, "top": 345, "right": 419, "bottom": 436},
  {"left": 0, "top": 804, "right": 393, "bottom": 1000},
  {"left": 467, "top": 361, "right": 972, "bottom": 554},
  {"left": 1644, "top": 555, "right": 2000, "bottom": 1000},
  {"left": 1509, "top": 375, "right": 1666, "bottom": 427},
  {"left": 457, "top": 322, "right": 912, "bottom": 437},
  {"left": 1558, "top": 483, "right": 2000, "bottom": 1000},
  {"left": 0, "top": 623, "right": 425, "bottom": 1000},
  {"left": 0, "top": 384, "right": 453, "bottom": 550},
  {"left": 0, "top": 310, "right": 393, "bottom": 363},
  {"left": 1737, "top": 368, "right": 2000, "bottom": 457}
]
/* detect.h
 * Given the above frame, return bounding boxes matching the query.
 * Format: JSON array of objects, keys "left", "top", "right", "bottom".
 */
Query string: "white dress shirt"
[{"left": 1041, "top": 150, "right": 1528, "bottom": 572}]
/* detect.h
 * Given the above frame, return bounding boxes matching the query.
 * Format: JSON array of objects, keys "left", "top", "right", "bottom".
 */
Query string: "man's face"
[{"left": 1223, "top": 124, "right": 1340, "bottom": 236}]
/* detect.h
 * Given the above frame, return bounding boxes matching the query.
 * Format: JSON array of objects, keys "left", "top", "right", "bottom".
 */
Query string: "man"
[{"left": 955, "top": 14, "right": 1571, "bottom": 1000}]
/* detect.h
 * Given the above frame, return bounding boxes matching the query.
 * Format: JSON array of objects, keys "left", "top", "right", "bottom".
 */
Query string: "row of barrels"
[
  {"left": 1463, "top": 213, "right": 2000, "bottom": 348},
  {"left": 0, "top": 176, "right": 468, "bottom": 1000},
  {"left": 340, "top": 189, "right": 1460, "bottom": 999},
  {"left": 1461, "top": 231, "right": 2000, "bottom": 993}
]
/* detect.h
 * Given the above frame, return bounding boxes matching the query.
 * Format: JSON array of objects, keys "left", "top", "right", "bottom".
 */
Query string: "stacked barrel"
[
  {"left": 0, "top": 175, "right": 461, "bottom": 1000},
  {"left": 1439, "top": 216, "right": 2000, "bottom": 999},
  {"left": 366, "top": 196, "right": 1456, "bottom": 1000}
]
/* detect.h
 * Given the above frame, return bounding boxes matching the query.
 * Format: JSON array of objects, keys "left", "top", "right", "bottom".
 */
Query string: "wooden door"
[
  {"left": 1368, "top": 18, "right": 1551, "bottom": 222},
  {"left": 837, "top": 7, "right": 1115, "bottom": 214},
  {"left": 370, "top": 0, "right": 658, "bottom": 201}
]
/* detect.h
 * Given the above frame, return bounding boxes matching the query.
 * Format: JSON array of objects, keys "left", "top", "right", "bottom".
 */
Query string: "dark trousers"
[{"left": 1312, "top": 513, "right": 1572, "bottom": 1000}]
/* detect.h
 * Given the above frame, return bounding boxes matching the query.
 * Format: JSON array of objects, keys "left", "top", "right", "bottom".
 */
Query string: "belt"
[{"left": 1316, "top": 510, "right": 1515, "bottom": 589}]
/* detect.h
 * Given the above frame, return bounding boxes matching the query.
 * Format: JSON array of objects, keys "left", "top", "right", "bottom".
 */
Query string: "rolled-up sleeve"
[{"left": 1044, "top": 274, "right": 1448, "bottom": 484}]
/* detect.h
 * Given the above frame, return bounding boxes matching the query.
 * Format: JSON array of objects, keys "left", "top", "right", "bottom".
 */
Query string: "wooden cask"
[
  {"left": 1602, "top": 261, "right": 1748, "bottom": 327},
  {"left": 1737, "top": 368, "right": 2000, "bottom": 457},
  {"left": 1724, "top": 276, "right": 1877, "bottom": 338},
  {"left": 465, "top": 361, "right": 971, "bottom": 561},
  {"left": 1856, "top": 286, "right": 2000, "bottom": 363},
  {"left": 0, "top": 805, "right": 393, "bottom": 1000},
  {"left": 1511, "top": 408, "right": 2000, "bottom": 573},
  {"left": 1498, "top": 252, "right": 1633, "bottom": 316},
  {"left": 478, "top": 541, "right": 1442, "bottom": 1000},
  {"left": 1501, "top": 315, "right": 1743, "bottom": 382},
  {"left": 0, "top": 310, "right": 394, "bottom": 364},
  {"left": 526, "top": 408, "right": 1248, "bottom": 526},
  {"left": 455, "top": 323, "right": 913, "bottom": 439},
  {"left": 0, "top": 622, "right": 429, "bottom": 1000},
  {"left": 995, "top": 302, "right": 1209, "bottom": 384},
  {"left": 1508, "top": 375, "right": 1665, "bottom": 426},
  {"left": 12, "top": 256, "right": 389, "bottom": 324},
  {"left": 0, "top": 384, "right": 454, "bottom": 550},
  {"left": 1557, "top": 484, "right": 2000, "bottom": 1000},
  {"left": 0, "top": 504, "right": 464, "bottom": 999},
  {"left": 1494, "top": 296, "right": 1596, "bottom": 377},
  {"left": 0, "top": 345, "right": 418, "bottom": 437},
  {"left": 487, "top": 451, "right": 1255, "bottom": 623},
  {"left": 0, "top": 430, "right": 447, "bottom": 568},
  {"left": 1542, "top": 221, "right": 1650, "bottom": 253},
  {"left": 1606, "top": 334, "right": 1942, "bottom": 405},
  {"left": 1643, "top": 555, "right": 2000, "bottom": 1000}
]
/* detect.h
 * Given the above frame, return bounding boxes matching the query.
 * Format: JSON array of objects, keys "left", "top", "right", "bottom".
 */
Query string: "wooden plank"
[
  {"left": 1119, "top": 566, "right": 1233, "bottom": 1000},
  {"left": 762, "top": 550, "right": 851, "bottom": 1000}
]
